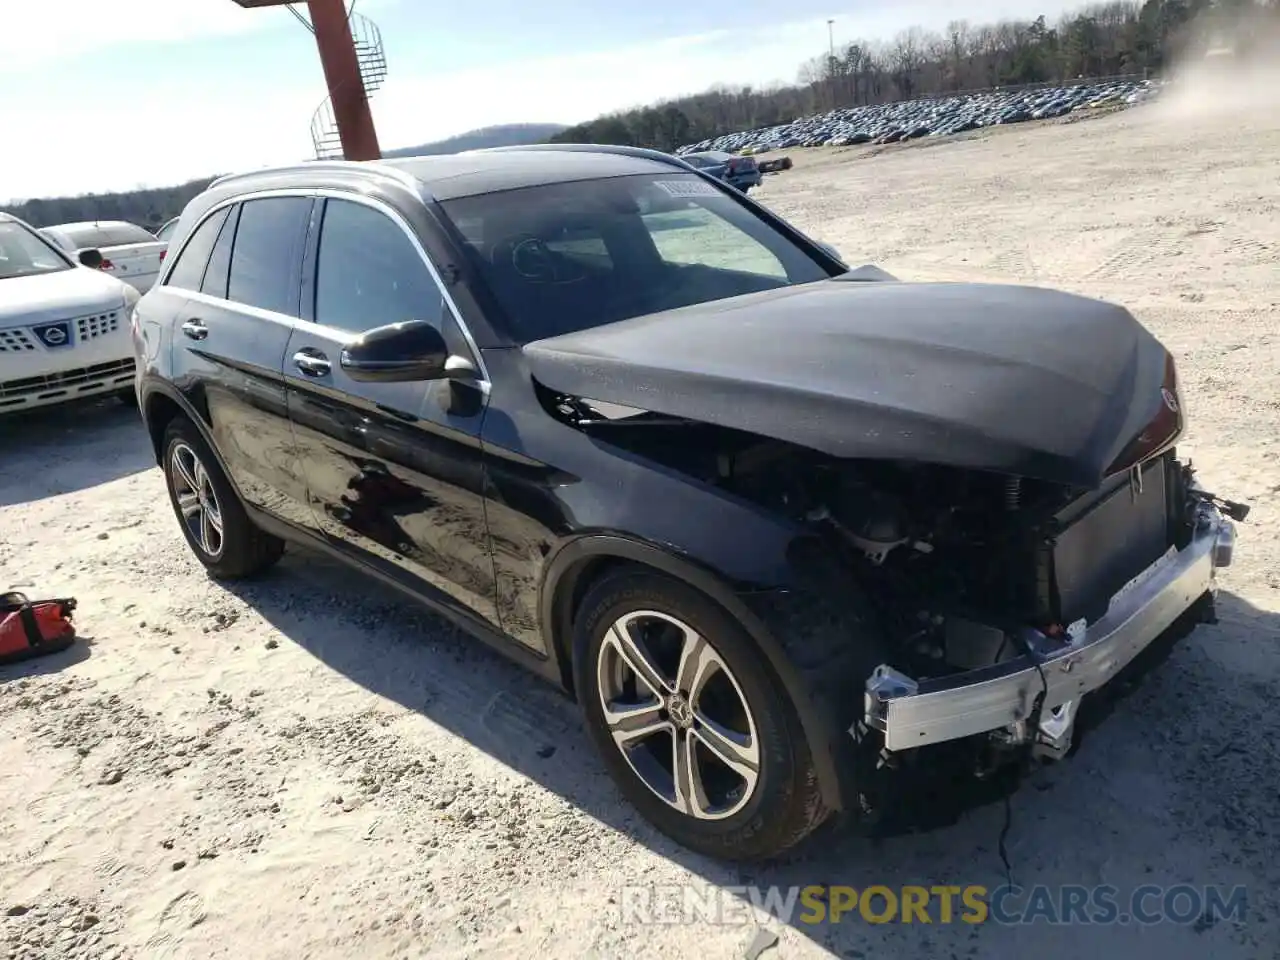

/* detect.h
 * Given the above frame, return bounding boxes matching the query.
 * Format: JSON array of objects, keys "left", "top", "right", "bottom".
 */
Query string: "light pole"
[{"left": 826, "top": 18, "right": 837, "bottom": 105}]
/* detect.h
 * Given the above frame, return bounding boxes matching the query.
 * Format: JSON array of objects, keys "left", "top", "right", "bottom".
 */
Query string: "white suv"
[{"left": 0, "top": 213, "right": 140, "bottom": 414}]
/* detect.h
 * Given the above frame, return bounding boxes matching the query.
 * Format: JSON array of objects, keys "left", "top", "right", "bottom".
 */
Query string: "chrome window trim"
[
  {"left": 160, "top": 186, "right": 490, "bottom": 384},
  {"left": 182, "top": 288, "right": 304, "bottom": 330}
]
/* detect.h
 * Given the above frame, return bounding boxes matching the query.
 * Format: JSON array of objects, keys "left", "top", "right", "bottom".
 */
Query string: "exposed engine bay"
[{"left": 547, "top": 392, "right": 1249, "bottom": 685}]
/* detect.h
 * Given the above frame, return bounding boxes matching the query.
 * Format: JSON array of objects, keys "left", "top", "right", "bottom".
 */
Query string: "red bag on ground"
[{"left": 0, "top": 593, "right": 77, "bottom": 664}]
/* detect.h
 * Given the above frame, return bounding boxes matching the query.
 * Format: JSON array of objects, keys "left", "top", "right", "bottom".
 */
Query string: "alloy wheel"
[
  {"left": 169, "top": 441, "right": 224, "bottom": 558},
  {"left": 596, "top": 610, "right": 761, "bottom": 820}
]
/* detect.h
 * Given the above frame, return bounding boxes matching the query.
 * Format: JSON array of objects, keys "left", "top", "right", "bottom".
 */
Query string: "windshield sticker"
[{"left": 653, "top": 179, "right": 720, "bottom": 198}]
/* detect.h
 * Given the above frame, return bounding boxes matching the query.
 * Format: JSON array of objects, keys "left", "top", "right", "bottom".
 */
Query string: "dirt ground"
[{"left": 3, "top": 86, "right": 1279, "bottom": 960}]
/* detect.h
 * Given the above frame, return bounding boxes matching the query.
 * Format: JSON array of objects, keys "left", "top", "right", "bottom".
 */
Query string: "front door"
[{"left": 284, "top": 196, "right": 500, "bottom": 628}]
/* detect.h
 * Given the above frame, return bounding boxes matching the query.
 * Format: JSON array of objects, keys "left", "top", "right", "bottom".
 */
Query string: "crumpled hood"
[
  {"left": 0, "top": 266, "right": 129, "bottom": 328},
  {"left": 522, "top": 276, "right": 1175, "bottom": 487}
]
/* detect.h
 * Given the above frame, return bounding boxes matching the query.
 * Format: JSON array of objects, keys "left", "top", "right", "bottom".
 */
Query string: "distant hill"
[
  {"left": 2, "top": 123, "right": 568, "bottom": 227},
  {"left": 383, "top": 122, "right": 569, "bottom": 158}
]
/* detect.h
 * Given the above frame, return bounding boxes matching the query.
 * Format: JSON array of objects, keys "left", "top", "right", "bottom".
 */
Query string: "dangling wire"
[{"left": 995, "top": 644, "right": 1049, "bottom": 891}]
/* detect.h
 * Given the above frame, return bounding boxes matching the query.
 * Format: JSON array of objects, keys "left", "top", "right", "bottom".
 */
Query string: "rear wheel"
[
  {"left": 573, "top": 569, "right": 827, "bottom": 861},
  {"left": 161, "top": 417, "right": 284, "bottom": 579}
]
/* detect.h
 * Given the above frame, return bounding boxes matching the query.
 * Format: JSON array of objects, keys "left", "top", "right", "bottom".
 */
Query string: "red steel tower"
[{"left": 230, "top": 0, "right": 383, "bottom": 161}]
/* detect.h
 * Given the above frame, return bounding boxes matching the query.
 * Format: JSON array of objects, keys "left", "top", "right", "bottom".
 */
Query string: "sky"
[{"left": 2, "top": 0, "right": 1085, "bottom": 201}]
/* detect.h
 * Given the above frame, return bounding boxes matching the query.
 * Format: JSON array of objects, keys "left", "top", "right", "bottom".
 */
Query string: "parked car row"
[{"left": 677, "top": 77, "right": 1163, "bottom": 156}]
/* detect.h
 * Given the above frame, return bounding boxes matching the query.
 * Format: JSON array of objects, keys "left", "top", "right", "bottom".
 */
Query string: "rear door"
[
  {"left": 284, "top": 194, "right": 500, "bottom": 628},
  {"left": 166, "top": 195, "right": 315, "bottom": 530}
]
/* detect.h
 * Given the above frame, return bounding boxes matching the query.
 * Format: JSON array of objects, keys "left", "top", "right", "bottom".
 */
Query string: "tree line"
[
  {"left": 3, "top": 177, "right": 217, "bottom": 233},
  {"left": 550, "top": 0, "right": 1278, "bottom": 151}
]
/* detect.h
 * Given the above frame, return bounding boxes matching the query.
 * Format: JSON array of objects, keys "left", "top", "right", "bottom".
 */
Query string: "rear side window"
[
  {"left": 313, "top": 199, "right": 443, "bottom": 333},
  {"left": 227, "top": 197, "right": 311, "bottom": 316},
  {"left": 164, "top": 208, "right": 231, "bottom": 291}
]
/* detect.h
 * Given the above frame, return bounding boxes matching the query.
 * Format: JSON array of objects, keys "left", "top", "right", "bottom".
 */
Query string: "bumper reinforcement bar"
[{"left": 863, "top": 503, "right": 1235, "bottom": 753}]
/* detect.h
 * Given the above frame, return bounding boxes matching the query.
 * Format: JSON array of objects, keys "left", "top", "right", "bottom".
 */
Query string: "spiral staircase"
[{"left": 308, "top": 9, "right": 387, "bottom": 159}]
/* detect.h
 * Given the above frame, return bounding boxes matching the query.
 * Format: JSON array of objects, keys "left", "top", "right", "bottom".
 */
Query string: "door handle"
[
  {"left": 293, "top": 350, "right": 331, "bottom": 377},
  {"left": 181, "top": 319, "right": 208, "bottom": 341}
]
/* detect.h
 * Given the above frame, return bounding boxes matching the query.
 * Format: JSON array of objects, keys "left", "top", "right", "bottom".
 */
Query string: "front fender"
[{"left": 540, "top": 532, "right": 860, "bottom": 812}]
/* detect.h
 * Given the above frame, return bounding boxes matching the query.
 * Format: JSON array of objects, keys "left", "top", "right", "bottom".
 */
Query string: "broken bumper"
[{"left": 864, "top": 502, "right": 1235, "bottom": 753}]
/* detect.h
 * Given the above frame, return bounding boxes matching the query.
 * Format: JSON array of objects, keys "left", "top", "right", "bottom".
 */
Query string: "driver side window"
[{"left": 313, "top": 199, "right": 445, "bottom": 333}]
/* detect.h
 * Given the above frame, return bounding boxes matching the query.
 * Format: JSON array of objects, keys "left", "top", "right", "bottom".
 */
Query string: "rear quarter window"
[
  {"left": 200, "top": 206, "right": 239, "bottom": 299},
  {"left": 164, "top": 208, "right": 231, "bottom": 292}
]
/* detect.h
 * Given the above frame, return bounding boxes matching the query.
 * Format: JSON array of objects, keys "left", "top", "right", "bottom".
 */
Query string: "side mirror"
[
  {"left": 339, "top": 320, "right": 451, "bottom": 383},
  {"left": 78, "top": 248, "right": 104, "bottom": 269}
]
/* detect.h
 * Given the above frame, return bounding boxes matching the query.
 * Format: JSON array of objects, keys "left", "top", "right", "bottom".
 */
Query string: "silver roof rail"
[
  {"left": 208, "top": 159, "right": 422, "bottom": 192},
  {"left": 467, "top": 142, "right": 694, "bottom": 171}
]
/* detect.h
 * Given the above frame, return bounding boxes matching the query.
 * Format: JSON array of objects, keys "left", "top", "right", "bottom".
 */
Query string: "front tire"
[
  {"left": 573, "top": 569, "right": 828, "bottom": 861},
  {"left": 161, "top": 417, "right": 284, "bottom": 579}
]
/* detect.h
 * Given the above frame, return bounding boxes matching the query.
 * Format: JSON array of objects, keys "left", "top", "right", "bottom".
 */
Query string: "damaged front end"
[
  {"left": 544, "top": 385, "right": 1247, "bottom": 798},
  {"left": 863, "top": 469, "right": 1242, "bottom": 763},
  {"left": 823, "top": 448, "right": 1244, "bottom": 775}
]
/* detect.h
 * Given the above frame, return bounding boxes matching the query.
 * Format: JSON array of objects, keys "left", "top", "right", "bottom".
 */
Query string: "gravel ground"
[{"left": 3, "top": 78, "right": 1279, "bottom": 960}]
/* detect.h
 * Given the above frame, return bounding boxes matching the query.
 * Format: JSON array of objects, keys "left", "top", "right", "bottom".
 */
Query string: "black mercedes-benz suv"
[{"left": 131, "top": 144, "right": 1243, "bottom": 861}]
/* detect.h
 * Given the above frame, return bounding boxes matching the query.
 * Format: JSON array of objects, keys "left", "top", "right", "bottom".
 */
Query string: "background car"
[
  {"left": 0, "top": 213, "right": 139, "bottom": 414},
  {"left": 678, "top": 150, "right": 763, "bottom": 192},
  {"left": 39, "top": 219, "right": 168, "bottom": 294}
]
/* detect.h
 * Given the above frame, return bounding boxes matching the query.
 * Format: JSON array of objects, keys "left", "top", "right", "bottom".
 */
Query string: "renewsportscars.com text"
[{"left": 618, "top": 883, "right": 1248, "bottom": 927}]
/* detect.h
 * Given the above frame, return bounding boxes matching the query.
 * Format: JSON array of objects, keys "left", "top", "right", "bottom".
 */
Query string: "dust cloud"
[{"left": 1152, "top": 6, "right": 1280, "bottom": 122}]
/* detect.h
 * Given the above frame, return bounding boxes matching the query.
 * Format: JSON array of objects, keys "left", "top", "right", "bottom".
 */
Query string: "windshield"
[
  {"left": 0, "top": 221, "right": 73, "bottom": 280},
  {"left": 439, "top": 173, "right": 832, "bottom": 342}
]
